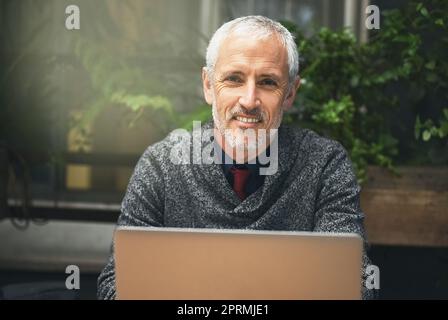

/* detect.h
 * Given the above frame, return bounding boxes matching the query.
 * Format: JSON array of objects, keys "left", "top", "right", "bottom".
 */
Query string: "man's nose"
[{"left": 238, "top": 81, "right": 259, "bottom": 110}]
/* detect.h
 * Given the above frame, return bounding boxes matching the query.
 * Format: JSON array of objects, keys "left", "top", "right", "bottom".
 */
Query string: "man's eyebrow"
[
  {"left": 220, "top": 71, "right": 283, "bottom": 80},
  {"left": 259, "top": 73, "right": 282, "bottom": 80},
  {"left": 220, "top": 70, "right": 245, "bottom": 77}
]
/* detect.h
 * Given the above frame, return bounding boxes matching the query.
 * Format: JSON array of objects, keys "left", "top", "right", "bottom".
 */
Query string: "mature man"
[{"left": 98, "top": 16, "right": 375, "bottom": 299}]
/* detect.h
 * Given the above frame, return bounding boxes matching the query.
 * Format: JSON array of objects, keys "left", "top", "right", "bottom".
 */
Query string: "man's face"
[{"left": 202, "top": 33, "right": 299, "bottom": 151}]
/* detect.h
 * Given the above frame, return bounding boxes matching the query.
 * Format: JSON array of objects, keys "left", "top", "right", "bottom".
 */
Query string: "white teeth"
[{"left": 235, "top": 116, "right": 259, "bottom": 123}]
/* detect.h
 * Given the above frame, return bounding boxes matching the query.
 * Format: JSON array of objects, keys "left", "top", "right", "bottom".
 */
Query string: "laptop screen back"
[{"left": 114, "top": 227, "right": 362, "bottom": 300}]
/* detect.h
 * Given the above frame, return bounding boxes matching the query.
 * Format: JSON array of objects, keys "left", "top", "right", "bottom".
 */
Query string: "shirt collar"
[{"left": 215, "top": 141, "right": 270, "bottom": 176}]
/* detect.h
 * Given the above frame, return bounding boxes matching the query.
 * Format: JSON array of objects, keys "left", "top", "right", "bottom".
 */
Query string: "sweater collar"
[{"left": 193, "top": 119, "right": 296, "bottom": 209}]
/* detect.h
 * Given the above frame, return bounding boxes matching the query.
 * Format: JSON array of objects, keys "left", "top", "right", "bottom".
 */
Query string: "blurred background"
[{"left": 0, "top": 0, "right": 447, "bottom": 299}]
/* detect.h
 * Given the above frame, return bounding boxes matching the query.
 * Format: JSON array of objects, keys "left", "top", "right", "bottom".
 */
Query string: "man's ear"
[
  {"left": 282, "top": 76, "right": 301, "bottom": 111},
  {"left": 202, "top": 67, "right": 214, "bottom": 105}
]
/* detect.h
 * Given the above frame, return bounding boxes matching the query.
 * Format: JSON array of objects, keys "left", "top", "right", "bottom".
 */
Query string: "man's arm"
[
  {"left": 313, "top": 142, "right": 377, "bottom": 300},
  {"left": 97, "top": 147, "right": 165, "bottom": 300}
]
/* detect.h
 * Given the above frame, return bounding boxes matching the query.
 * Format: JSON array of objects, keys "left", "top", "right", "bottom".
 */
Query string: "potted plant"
[{"left": 282, "top": 0, "right": 448, "bottom": 246}]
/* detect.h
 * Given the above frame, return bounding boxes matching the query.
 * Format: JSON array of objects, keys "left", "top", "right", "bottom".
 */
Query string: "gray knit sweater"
[{"left": 97, "top": 120, "right": 376, "bottom": 300}]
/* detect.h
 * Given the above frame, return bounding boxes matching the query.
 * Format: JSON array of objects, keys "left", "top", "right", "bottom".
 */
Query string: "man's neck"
[{"left": 213, "top": 127, "right": 271, "bottom": 164}]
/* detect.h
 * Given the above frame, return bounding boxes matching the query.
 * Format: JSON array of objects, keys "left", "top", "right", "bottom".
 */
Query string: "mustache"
[{"left": 227, "top": 105, "right": 264, "bottom": 121}]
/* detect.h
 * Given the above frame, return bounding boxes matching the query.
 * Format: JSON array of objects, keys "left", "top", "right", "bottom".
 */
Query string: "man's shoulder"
[
  {"left": 282, "top": 126, "right": 355, "bottom": 185},
  {"left": 281, "top": 125, "right": 347, "bottom": 159},
  {"left": 137, "top": 127, "right": 194, "bottom": 168}
]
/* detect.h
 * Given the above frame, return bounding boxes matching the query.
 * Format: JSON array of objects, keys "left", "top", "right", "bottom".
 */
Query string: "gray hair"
[{"left": 205, "top": 15, "right": 299, "bottom": 84}]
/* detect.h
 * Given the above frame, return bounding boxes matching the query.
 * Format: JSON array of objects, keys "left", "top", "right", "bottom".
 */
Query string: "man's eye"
[
  {"left": 259, "top": 78, "right": 278, "bottom": 86},
  {"left": 225, "top": 75, "right": 243, "bottom": 83}
]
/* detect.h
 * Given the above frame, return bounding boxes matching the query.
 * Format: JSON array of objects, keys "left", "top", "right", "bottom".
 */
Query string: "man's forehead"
[{"left": 215, "top": 33, "right": 288, "bottom": 75}]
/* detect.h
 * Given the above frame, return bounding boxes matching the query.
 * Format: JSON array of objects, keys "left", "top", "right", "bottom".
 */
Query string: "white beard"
[
  {"left": 212, "top": 102, "right": 254, "bottom": 151},
  {"left": 212, "top": 100, "right": 283, "bottom": 151}
]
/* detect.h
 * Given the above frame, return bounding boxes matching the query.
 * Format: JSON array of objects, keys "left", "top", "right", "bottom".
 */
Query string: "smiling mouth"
[{"left": 234, "top": 116, "right": 261, "bottom": 123}]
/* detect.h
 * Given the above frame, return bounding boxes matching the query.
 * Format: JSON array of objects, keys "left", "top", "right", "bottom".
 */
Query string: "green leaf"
[
  {"left": 420, "top": 7, "right": 429, "bottom": 17},
  {"left": 425, "top": 61, "right": 435, "bottom": 70},
  {"left": 422, "top": 130, "right": 431, "bottom": 141},
  {"left": 435, "top": 19, "right": 444, "bottom": 26},
  {"left": 415, "top": 116, "right": 421, "bottom": 140},
  {"left": 350, "top": 75, "right": 359, "bottom": 87},
  {"left": 110, "top": 91, "right": 172, "bottom": 114}
]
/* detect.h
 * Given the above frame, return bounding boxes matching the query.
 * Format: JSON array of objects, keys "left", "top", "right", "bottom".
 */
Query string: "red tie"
[{"left": 230, "top": 166, "right": 250, "bottom": 200}]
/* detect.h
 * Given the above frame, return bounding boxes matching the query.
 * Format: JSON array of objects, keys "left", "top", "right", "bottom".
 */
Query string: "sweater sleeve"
[
  {"left": 313, "top": 142, "right": 378, "bottom": 300},
  {"left": 97, "top": 147, "right": 165, "bottom": 300}
]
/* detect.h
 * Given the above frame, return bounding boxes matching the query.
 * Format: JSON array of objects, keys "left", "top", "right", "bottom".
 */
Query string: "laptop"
[{"left": 114, "top": 226, "right": 363, "bottom": 300}]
